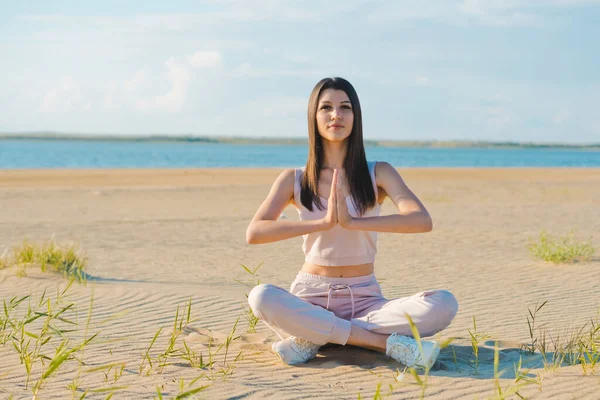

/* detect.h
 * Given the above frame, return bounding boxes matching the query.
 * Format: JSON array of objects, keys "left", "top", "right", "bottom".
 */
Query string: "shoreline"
[{"left": 1, "top": 167, "right": 599, "bottom": 188}]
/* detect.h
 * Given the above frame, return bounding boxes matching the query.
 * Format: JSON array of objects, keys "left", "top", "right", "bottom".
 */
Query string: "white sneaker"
[
  {"left": 386, "top": 333, "right": 440, "bottom": 369},
  {"left": 272, "top": 336, "right": 321, "bottom": 365}
]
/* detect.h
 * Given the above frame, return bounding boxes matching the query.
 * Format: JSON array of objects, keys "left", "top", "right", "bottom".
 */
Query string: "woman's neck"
[{"left": 322, "top": 140, "right": 348, "bottom": 169}]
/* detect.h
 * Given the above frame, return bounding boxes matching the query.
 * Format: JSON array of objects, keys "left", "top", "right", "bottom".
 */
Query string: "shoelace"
[
  {"left": 326, "top": 283, "right": 355, "bottom": 320},
  {"left": 290, "top": 337, "right": 320, "bottom": 357}
]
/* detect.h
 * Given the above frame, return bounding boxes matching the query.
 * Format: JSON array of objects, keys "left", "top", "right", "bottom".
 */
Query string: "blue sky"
[{"left": 1, "top": 0, "right": 599, "bottom": 143}]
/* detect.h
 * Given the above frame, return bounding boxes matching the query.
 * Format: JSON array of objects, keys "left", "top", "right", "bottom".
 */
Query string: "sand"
[{"left": 0, "top": 168, "right": 599, "bottom": 399}]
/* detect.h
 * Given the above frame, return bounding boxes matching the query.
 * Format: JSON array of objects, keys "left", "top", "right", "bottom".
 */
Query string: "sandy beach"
[{"left": 1, "top": 168, "right": 599, "bottom": 399}]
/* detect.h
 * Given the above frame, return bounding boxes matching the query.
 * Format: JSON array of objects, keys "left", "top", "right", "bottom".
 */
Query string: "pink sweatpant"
[{"left": 248, "top": 271, "right": 458, "bottom": 346}]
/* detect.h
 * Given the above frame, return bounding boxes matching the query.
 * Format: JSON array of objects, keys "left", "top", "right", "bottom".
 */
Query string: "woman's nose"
[{"left": 331, "top": 108, "right": 342, "bottom": 119}]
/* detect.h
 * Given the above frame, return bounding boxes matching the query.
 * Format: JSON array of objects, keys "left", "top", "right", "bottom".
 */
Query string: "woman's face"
[{"left": 316, "top": 89, "right": 354, "bottom": 142}]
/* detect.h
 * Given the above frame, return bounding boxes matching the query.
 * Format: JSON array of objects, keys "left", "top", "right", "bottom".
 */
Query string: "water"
[{"left": 1, "top": 139, "right": 599, "bottom": 168}]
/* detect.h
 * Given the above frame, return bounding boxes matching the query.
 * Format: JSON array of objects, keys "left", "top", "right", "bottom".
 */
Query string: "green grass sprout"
[{"left": 528, "top": 231, "right": 595, "bottom": 264}]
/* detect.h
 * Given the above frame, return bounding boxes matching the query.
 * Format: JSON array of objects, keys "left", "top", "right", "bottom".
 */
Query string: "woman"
[{"left": 246, "top": 77, "right": 458, "bottom": 368}]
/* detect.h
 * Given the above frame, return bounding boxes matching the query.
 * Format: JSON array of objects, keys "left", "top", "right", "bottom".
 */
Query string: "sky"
[{"left": 1, "top": 0, "right": 599, "bottom": 143}]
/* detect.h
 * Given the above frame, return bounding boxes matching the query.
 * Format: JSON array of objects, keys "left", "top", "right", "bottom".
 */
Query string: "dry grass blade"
[
  {"left": 88, "top": 385, "right": 129, "bottom": 393},
  {"left": 174, "top": 385, "right": 210, "bottom": 399},
  {"left": 469, "top": 316, "right": 491, "bottom": 374},
  {"left": 235, "top": 263, "right": 263, "bottom": 333},
  {"left": 41, "top": 333, "right": 98, "bottom": 380},
  {"left": 405, "top": 313, "right": 431, "bottom": 400}
]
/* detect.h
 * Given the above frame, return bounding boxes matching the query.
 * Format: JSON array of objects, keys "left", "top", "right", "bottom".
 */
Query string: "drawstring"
[{"left": 326, "top": 283, "right": 355, "bottom": 320}]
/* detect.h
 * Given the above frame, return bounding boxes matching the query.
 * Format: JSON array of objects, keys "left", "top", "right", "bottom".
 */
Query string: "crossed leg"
[{"left": 248, "top": 284, "right": 458, "bottom": 351}]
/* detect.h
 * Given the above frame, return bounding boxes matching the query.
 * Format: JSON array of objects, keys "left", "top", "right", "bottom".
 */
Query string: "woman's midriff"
[{"left": 301, "top": 262, "right": 374, "bottom": 278}]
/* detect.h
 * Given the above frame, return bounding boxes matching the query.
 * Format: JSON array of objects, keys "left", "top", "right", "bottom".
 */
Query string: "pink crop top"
[{"left": 293, "top": 161, "right": 381, "bottom": 266}]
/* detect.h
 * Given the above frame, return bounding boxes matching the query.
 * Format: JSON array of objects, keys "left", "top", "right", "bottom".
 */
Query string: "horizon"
[
  {"left": 1, "top": 1, "right": 599, "bottom": 144},
  {"left": 1, "top": 131, "right": 599, "bottom": 148}
]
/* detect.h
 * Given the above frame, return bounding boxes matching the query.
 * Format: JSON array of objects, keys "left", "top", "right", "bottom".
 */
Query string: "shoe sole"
[{"left": 416, "top": 342, "right": 441, "bottom": 370}]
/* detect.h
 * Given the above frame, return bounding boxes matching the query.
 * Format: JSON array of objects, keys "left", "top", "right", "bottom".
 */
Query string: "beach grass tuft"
[
  {"left": 36, "top": 240, "right": 88, "bottom": 282},
  {"left": 528, "top": 231, "right": 595, "bottom": 264},
  {"left": 520, "top": 300, "right": 600, "bottom": 374},
  {"left": 13, "top": 240, "right": 36, "bottom": 265},
  {"left": 3, "top": 238, "right": 88, "bottom": 282},
  {"left": 0, "top": 281, "right": 101, "bottom": 398}
]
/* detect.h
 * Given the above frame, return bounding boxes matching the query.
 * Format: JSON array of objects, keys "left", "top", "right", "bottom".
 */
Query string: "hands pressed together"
[{"left": 323, "top": 169, "right": 354, "bottom": 230}]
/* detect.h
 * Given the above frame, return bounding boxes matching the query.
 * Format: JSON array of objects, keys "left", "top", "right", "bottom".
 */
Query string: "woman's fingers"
[
  {"left": 331, "top": 169, "right": 338, "bottom": 223},
  {"left": 329, "top": 169, "right": 338, "bottom": 199},
  {"left": 336, "top": 169, "right": 345, "bottom": 201}
]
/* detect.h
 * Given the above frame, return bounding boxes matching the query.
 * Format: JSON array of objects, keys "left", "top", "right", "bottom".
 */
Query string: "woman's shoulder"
[
  {"left": 373, "top": 161, "right": 395, "bottom": 173},
  {"left": 274, "top": 167, "right": 304, "bottom": 190},
  {"left": 276, "top": 168, "right": 297, "bottom": 183},
  {"left": 373, "top": 161, "right": 401, "bottom": 181},
  {"left": 267, "top": 168, "right": 297, "bottom": 204}
]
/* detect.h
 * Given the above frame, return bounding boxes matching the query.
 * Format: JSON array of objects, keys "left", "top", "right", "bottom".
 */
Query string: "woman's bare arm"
[
  {"left": 246, "top": 168, "right": 338, "bottom": 244},
  {"left": 342, "top": 162, "right": 433, "bottom": 233}
]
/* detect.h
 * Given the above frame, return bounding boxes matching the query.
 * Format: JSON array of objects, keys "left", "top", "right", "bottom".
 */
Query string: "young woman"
[{"left": 246, "top": 77, "right": 458, "bottom": 368}]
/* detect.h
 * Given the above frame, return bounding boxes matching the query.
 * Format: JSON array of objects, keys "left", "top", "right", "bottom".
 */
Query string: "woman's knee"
[
  {"left": 428, "top": 289, "right": 459, "bottom": 326},
  {"left": 247, "top": 284, "right": 283, "bottom": 317}
]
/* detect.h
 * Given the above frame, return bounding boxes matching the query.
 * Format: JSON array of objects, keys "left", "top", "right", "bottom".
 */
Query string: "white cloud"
[
  {"left": 138, "top": 58, "right": 190, "bottom": 113},
  {"left": 484, "top": 105, "right": 513, "bottom": 129},
  {"left": 262, "top": 97, "right": 306, "bottom": 118},
  {"left": 231, "top": 63, "right": 321, "bottom": 78},
  {"left": 416, "top": 76, "right": 431, "bottom": 85},
  {"left": 451, "top": 100, "right": 514, "bottom": 131},
  {"left": 238, "top": 96, "right": 306, "bottom": 118},
  {"left": 41, "top": 76, "right": 84, "bottom": 113},
  {"left": 281, "top": 52, "right": 313, "bottom": 64},
  {"left": 104, "top": 94, "right": 113, "bottom": 108},
  {"left": 187, "top": 51, "right": 222, "bottom": 68},
  {"left": 233, "top": 96, "right": 307, "bottom": 136},
  {"left": 552, "top": 109, "right": 572, "bottom": 124},
  {"left": 124, "top": 69, "right": 146, "bottom": 92}
]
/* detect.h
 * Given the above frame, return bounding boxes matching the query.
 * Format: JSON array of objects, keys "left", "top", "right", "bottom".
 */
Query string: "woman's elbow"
[
  {"left": 418, "top": 213, "right": 433, "bottom": 233},
  {"left": 246, "top": 225, "right": 258, "bottom": 244}
]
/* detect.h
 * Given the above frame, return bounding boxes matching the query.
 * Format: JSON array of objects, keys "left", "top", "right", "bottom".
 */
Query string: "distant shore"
[{"left": 1, "top": 132, "right": 599, "bottom": 150}]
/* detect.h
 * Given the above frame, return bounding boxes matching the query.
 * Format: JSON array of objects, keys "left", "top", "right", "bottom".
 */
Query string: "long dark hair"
[{"left": 300, "top": 77, "right": 375, "bottom": 216}]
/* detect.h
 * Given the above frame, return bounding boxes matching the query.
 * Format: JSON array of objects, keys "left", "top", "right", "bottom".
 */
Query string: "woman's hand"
[
  {"left": 336, "top": 170, "right": 354, "bottom": 229},
  {"left": 322, "top": 169, "right": 338, "bottom": 229}
]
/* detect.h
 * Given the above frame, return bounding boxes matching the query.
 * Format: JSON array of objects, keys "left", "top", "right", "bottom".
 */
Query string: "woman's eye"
[{"left": 320, "top": 105, "right": 352, "bottom": 110}]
